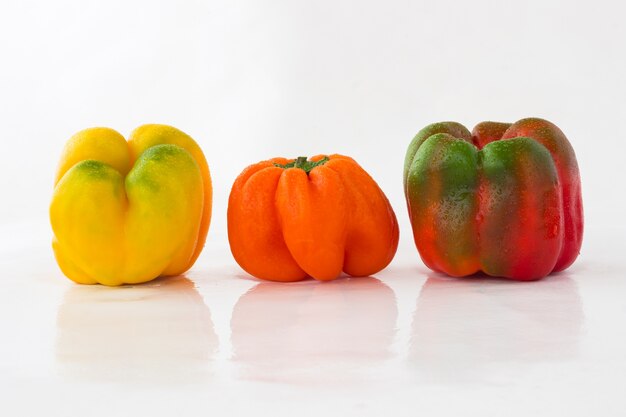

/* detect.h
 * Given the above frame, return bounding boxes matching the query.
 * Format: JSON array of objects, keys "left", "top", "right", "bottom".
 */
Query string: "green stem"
[
  {"left": 274, "top": 156, "right": 329, "bottom": 174},
  {"left": 294, "top": 156, "right": 309, "bottom": 169}
]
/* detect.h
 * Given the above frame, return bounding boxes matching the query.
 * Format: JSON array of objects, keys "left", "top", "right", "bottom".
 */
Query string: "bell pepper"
[
  {"left": 50, "top": 124, "right": 212, "bottom": 286},
  {"left": 403, "top": 117, "right": 583, "bottom": 280},
  {"left": 228, "top": 155, "right": 399, "bottom": 282}
]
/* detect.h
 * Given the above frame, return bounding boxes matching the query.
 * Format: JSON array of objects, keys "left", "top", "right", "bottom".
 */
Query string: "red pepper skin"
[
  {"left": 404, "top": 118, "right": 583, "bottom": 280},
  {"left": 498, "top": 119, "right": 583, "bottom": 272}
]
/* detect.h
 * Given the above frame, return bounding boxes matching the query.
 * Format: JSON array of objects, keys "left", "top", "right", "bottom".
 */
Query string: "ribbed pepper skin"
[
  {"left": 403, "top": 118, "right": 583, "bottom": 280},
  {"left": 228, "top": 155, "right": 399, "bottom": 282},
  {"left": 50, "top": 125, "right": 212, "bottom": 286}
]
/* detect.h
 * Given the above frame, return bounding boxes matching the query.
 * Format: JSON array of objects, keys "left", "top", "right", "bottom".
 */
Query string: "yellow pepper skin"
[{"left": 50, "top": 125, "right": 212, "bottom": 286}]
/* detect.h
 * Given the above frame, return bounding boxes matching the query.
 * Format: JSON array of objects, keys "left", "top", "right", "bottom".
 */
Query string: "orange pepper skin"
[{"left": 228, "top": 155, "right": 399, "bottom": 282}]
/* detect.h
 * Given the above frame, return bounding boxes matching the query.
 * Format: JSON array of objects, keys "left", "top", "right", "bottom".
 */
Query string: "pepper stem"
[
  {"left": 294, "top": 156, "right": 309, "bottom": 169},
  {"left": 274, "top": 156, "right": 329, "bottom": 174}
]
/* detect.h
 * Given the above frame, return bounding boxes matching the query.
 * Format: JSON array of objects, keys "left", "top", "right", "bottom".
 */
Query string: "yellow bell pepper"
[{"left": 50, "top": 125, "right": 212, "bottom": 286}]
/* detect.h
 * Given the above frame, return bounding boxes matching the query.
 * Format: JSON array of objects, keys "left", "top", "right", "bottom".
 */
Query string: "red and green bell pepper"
[{"left": 404, "top": 118, "right": 583, "bottom": 280}]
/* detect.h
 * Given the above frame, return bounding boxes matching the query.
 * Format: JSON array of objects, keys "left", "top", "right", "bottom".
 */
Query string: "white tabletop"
[{"left": 1, "top": 222, "right": 624, "bottom": 416}]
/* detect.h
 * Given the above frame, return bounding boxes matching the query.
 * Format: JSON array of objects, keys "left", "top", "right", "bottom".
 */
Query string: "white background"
[{"left": 1, "top": 1, "right": 625, "bottom": 416}]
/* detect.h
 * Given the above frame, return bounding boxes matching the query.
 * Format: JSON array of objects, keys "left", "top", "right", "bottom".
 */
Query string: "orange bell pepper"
[{"left": 228, "top": 155, "right": 399, "bottom": 282}]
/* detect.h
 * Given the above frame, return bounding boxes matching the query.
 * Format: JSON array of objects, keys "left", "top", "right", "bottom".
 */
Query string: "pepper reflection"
[
  {"left": 231, "top": 277, "right": 397, "bottom": 383},
  {"left": 410, "top": 275, "right": 582, "bottom": 383},
  {"left": 56, "top": 276, "right": 217, "bottom": 382}
]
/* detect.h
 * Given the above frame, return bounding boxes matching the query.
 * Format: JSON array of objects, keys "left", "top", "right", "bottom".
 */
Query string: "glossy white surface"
[{"left": 1, "top": 223, "right": 625, "bottom": 416}]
